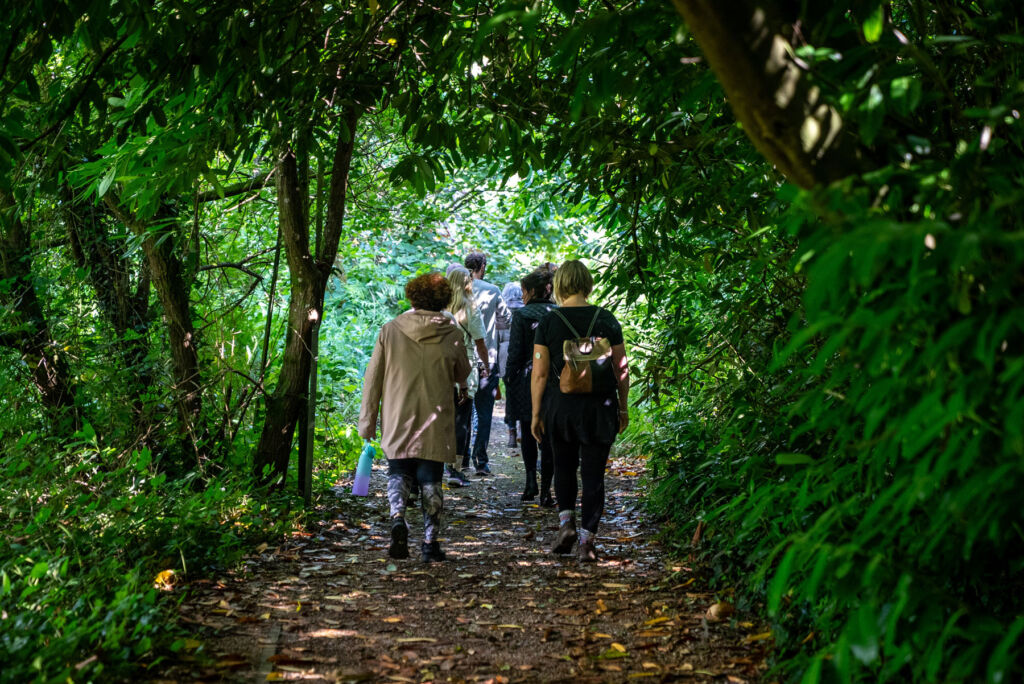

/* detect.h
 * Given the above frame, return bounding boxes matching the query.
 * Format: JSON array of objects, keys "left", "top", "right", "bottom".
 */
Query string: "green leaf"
[
  {"left": 775, "top": 453, "right": 814, "bottom": 466},
  {"left": 98, "top": 166, "right": 116, "bottom": 197},
  {"left": 863, "top": 5, "right": 884, "bottom": 43}
]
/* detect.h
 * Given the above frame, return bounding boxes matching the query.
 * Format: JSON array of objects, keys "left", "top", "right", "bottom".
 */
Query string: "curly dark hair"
[
  {"left": 520, "top": 268, "right": 553, "bottom": 301},
  {"left": 464, "top": 251, "right": 487, "bottom": 273},
  {"left": 405, "top": 272, "right": 452, "bottom": 311}
]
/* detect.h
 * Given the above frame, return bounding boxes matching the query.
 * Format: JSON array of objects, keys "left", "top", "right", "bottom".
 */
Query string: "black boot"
[
  {"left": 507, "top": 423, "right": 518, "bottom": 447},
  {"left": 539, "top": 467, "right": 554, "bottom": 507},
  {"left": 389, "top": 518, "right": 409, "bottom": 559},
  {"left": 421, "top": 540, "right": 447, "bottom": 563},
  {"left": 521, "top": 469, "right": 538, "bottom": 501}
]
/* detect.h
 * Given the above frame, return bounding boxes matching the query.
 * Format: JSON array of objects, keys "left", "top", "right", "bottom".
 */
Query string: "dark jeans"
[
  {"left": 551, "top": 432, "right": 612, "bottom": 534},
  {"left": 471, "top": 363, "right": 500, "bottom": 466},
  {"left": 520, "top": 427, "right": 553, "bottom": 493},
  {"left": 454, "top": 388, "right": 473, "bottom": 467}
]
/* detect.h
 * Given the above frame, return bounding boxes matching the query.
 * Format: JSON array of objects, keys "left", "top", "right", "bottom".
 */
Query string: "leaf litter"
[{"left": 155, "top": 415, "right": 768, "bottom": 682}]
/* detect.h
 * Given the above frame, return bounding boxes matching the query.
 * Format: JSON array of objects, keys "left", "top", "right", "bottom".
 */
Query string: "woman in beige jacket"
[{"left": 359, "top": 273, "right": 471, "bottom": 562}]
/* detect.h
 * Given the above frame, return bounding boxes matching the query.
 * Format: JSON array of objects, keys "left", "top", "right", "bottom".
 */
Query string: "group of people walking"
[{"left": 359, "top": 254, "right": 630, "bottom": 563}]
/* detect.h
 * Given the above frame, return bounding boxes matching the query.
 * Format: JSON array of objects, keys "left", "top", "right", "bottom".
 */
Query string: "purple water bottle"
[{"left": 352, "top": 442, "right": 375, "bottom": 496}]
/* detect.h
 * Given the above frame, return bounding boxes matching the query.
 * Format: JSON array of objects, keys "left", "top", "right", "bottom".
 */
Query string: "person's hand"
[
  {"left": 457, "top": 386, "right": 469, "bottom": 405},
  {"left": 618, "top": 409, "right": 629, "bottom": 434},
  {"left": 531, "top": 413, "right": 544, "bottom": 442}
]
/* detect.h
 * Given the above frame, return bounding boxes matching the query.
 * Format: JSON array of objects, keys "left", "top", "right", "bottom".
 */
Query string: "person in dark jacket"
[{"left": 505, "top": 268, "right": 557, "bottom": 505}]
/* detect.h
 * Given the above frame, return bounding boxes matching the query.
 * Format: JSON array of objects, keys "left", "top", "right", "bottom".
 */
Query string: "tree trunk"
[
  {"left": 0, "top": 196, "right": 79, "bottom": 429},
  {"left": 64, "top": 190, "right": 153, "bottom": 416},
  {"left": 103, "top": 196, "right": 203, "bottom": 435},
  {"left": 670, "top": 0, "right": 865, "bottom": 188},
  {"left": 253, "top": 109, "right": 360, "bottom": 484}
]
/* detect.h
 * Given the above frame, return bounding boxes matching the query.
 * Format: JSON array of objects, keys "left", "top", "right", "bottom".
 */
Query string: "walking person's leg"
[
  {"left": 471, "top": 363, "right": 500, "bottom": 473},
  {"left": 449, "top": 390, "right": 473, "bottom": 486},
  {"left": 387, "top": 459, "right": 416, "bottom": 559},
  {"left": 577, "top": 442, "right": 612, "bottom": 561},
  {"left": 539, "top": 431, "right": 555, "bottom": 507},
  {"left": 519, "top": 426, "right": 539, "bottom": 501},
  {"left": 417, "top": 459, "right": 446, "bottom": 561},
  {"left": 549, "top": 431, "right": 581, "bottom": 554}
]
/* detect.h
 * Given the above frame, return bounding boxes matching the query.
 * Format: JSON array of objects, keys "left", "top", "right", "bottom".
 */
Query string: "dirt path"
[{"left": 159, "top": 411, "right": 768, "bottom": 682}]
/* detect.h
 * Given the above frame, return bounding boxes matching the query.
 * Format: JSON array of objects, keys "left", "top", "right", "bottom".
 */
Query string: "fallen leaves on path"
[{"left": 155, "top": 418, "right": 769, "bottom": 682}]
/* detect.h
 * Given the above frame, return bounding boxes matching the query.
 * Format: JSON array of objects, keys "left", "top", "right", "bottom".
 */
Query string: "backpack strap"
[
  {"left": 550, "top": 308, "right": 581, "bottom": 338},
  {"left": 583, "top": 307, "right": 601, "bottom": 337}
]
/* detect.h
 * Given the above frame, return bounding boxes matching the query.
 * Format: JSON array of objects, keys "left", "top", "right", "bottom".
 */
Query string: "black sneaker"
[
  {"left": 550, "top": 519, "right": 578, "bottom": 555},
  {"left": 421, "top": 541, "right": 447, "bottom": 563},
  {"left": 446, "top": 466, "right": 470, "bottom": 487},
  {"left": 389, "top": 518, "right": 409, "bottom": 559},
  {"left": 475, "top": 463, "right": 492, "bottom": 476}
]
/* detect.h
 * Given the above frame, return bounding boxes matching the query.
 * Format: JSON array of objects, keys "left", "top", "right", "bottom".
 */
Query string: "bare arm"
[
  {"left": 611, "top": 342, "right": 630, "bottom": 434},
  {"left": 474, "top": 338, "right": 489, "bottom": 374},
  {"left": 530, "top": 343, "right": 550, "bottom": 442}
]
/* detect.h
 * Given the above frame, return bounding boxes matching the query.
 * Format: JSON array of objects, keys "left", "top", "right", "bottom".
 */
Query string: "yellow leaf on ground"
[
  {"left": 383, "top": 617, "right": 402, "bottom": 623},
  {"left": 745, "top": 631, "right": 773, "bottom": 642},
  {"left": 642, "top": 662, "right": 660, "bottom": 669},
  {"left": 153, "top": 570, "right": 176, "bottom": 589},
  {"left": 643, "top": 617, "right": 670, "bottom": 626},
  {"left": 395, "top": 637, "right": 436, "bottom": 643},
  {"left": 611, "top": 642, "right": 627, "bottom": 653},
  {"left": 496, "top": 624, "right": 524, "bottom": 630}
]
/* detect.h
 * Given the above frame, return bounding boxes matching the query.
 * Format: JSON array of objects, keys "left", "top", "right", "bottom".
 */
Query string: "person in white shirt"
[{"left": 464, "top": 252, "right": 511, "bottom": 475}]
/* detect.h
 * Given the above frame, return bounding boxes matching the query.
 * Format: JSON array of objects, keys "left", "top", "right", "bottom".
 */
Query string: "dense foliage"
[{"left": 1, "top": 0, "right": 1022, "bottom": 681}]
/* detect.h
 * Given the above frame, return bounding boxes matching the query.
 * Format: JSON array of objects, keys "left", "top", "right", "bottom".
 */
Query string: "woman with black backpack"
[
  {"left": 505, "top": 268, "right": 556, "bottom": 505},
  {"left": 530, "top": 260, "right": 630, "bottom": 562}
]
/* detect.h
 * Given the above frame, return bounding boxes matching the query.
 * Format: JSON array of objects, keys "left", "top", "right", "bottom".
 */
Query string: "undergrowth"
[{"left": 0, "top": 424, "right": 333, "bottom": 682}]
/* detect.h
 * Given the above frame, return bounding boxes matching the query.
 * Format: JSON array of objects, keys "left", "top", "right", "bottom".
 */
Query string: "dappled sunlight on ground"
[{"left": 156, "top": 402, "right": 768, "bottom": 682}]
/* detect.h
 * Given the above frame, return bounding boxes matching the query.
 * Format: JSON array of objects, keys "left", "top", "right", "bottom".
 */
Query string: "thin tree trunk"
[
  {"left": 670, "top": 0, "right": 867, "bottom": 188},
  {"left": 103, "top": 196, "right": 203, "bottom": 436},
  {"left": 0, "top": 195, "right": 79, "bottom": 429},
  {"left": 253, "top": 109, "right": 360, "bottom": 484}
]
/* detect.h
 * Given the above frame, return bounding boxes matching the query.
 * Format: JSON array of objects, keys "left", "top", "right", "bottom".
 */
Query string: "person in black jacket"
[
  {"left": 531, "top": 260, "right": 630, "bottom": 562},
  {"left": 504, "top": 268, "right": 557, "bottom": 505}
]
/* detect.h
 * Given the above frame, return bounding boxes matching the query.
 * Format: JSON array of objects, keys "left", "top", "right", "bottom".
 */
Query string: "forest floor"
[{"left": 154, "top": 405, "right": 769, "bottom": 683}]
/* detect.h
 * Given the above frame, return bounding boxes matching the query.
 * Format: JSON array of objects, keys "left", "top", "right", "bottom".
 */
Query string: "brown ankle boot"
[{"left": 550, "top": 518, "right": 577, "bottom": 554}]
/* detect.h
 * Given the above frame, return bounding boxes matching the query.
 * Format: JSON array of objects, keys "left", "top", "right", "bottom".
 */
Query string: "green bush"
[{"left": 0, "top": 428, "right": 300, "bottom": 682}]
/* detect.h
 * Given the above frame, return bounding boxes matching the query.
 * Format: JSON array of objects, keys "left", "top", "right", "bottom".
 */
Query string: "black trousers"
[
  {"left": 520, "top": 426, "right": 553, "bottom": 491},
  {"left": 453, "top": 388, "right": 473, "bottom": 467},
  {"left": 551, "top": 432, "right": 611, "bottom": 534}
]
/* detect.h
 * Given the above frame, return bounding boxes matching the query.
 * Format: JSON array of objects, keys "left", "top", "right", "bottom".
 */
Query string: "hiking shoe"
[
  {"left": 550, "top": 520, "right": 578, "bottom": 554},
  {"left": 578, "top": 539, "right": 599, "bottom": 563},
  {"left": 389, "top": 518, "right": 409, "bottom": 559},
  {"left": 539, "top": 493, "right": 556, "bottom": 508},
  {"left": 446, "top": 466, "right": 471, "bottom": 487},
  {"left": 475, "top": 464, "right": 492, "bottom": 476},
  {"left": 421, "top": 541, "right": 447, "bottom": 563}
]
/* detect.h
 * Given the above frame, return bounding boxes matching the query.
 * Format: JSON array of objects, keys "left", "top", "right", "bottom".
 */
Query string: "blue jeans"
[{"left": 471, "top": 363, "right": 500, "bottom": 466}]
